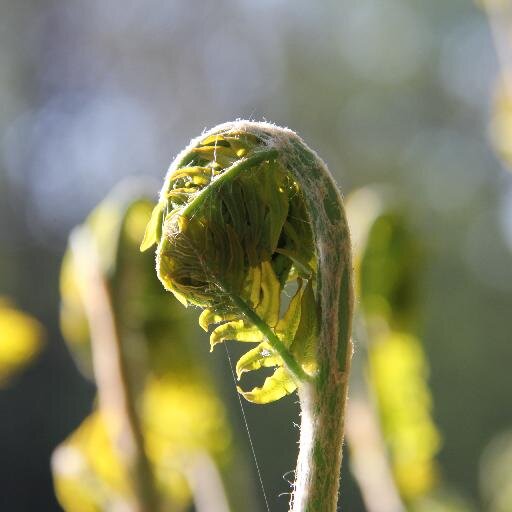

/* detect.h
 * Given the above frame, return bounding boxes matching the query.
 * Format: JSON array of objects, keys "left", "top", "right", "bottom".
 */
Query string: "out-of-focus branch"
[
  {"left": 70, "top": 228, "right": 159, "bottom": 512},
  {"left": 184, "top": 452, "right": 231, "bottom": 512},
  {"left": 482, "top": 0, "right": 512, "bottom": 85}
]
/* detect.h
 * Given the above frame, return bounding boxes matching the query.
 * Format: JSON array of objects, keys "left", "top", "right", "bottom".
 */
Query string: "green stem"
[{"left": 226, "top": 291, "right": 313, "bottom": 384}]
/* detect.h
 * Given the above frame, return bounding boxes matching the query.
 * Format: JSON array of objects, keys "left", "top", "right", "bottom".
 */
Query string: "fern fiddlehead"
[{"left": 142, "top": 121, "right": 354, "bottom": 511}]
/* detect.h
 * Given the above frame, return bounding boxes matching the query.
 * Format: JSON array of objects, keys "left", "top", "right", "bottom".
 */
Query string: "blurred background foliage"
[
  {"left": 0, "top": 1, "right": 511, "bottom": 511},
  {"left": 54, "top": 185, "right": 255, "bottom": 511},
  {"left": 346, "top": 188, "right": 473, "bottom": 512}
]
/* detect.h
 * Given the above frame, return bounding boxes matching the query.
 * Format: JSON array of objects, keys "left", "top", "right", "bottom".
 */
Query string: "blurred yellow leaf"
[
  {"left": 0, "top": 299, "right": 43, "bottom": 385},
  {"left": 53, "top": 375, "right": 233, "bottom": 511},
  {"left": 369, "top": 331, "right": 441, "bottom": 500}
]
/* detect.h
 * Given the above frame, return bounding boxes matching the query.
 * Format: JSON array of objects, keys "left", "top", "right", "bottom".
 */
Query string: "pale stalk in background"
[
  {"left": 184, "top": 452, "right": 231, "bottom": 512},
  {"left": 346, "top": 397, "right": 405, "bottom": 512},
  {"left": 70, "top": 228, "right": 159, "bottom": 512}
]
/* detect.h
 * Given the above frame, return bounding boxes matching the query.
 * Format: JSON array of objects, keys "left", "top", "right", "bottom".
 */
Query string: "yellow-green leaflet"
[
  {"left": 140, "top": 200, "right": 165, "bottom": 252},
  {"left": 238, "top": 367, "right": 297, "bottom": 404},
  {"left": 206, "top": 262, "right": 315, "bottom": 403}
]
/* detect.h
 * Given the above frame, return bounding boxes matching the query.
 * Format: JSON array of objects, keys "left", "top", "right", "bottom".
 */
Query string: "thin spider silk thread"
[{"left": 223, "top": 344, "right": 271, "bottom": 512}]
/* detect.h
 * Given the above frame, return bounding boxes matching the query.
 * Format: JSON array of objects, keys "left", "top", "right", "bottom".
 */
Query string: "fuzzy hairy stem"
[
  {"left": 70, "top": 228, "right": 159, "bottom": 512},
  {"left": 275, "top": 133, "right": 353, "bottom": 512}
]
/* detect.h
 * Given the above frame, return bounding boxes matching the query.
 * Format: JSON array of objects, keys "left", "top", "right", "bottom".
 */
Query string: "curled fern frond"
[
  {"left": 144, "top": 121, "right": 353, "bottom": 512},
  {"left": 142, "top": 124, "right": 320, "bottom": 404}
]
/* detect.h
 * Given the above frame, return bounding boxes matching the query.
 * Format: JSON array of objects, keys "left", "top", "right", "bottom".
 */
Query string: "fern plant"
[{"left": 142, "top": 121, "right": 354, "bottom": 512}]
